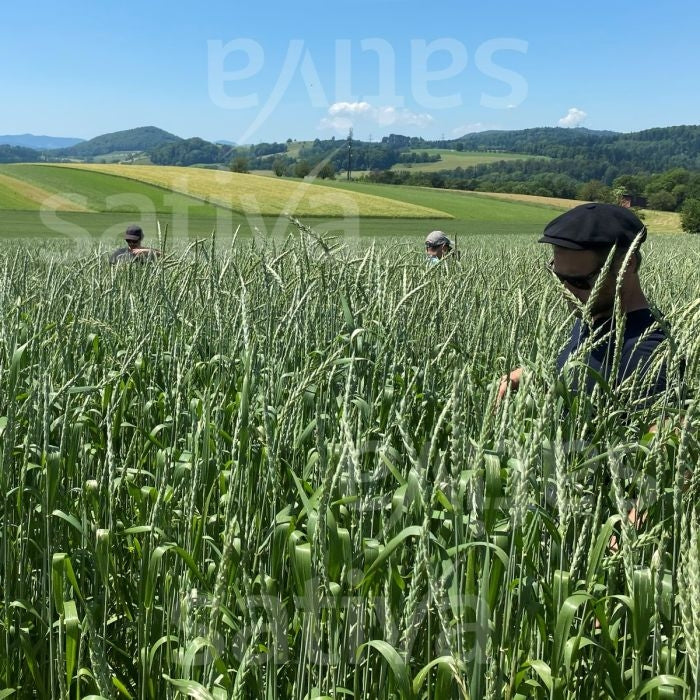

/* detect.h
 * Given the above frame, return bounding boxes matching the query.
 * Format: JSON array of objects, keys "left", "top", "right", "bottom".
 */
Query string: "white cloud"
[
  {"left": 318, "top": 102, "right": 433, "bottom": 132},
  {"left": 558, "top": 107, "right": 587, "bottom": 127},
  {"left": 328, "top": 101, "right": 373, "bottom": 117}
]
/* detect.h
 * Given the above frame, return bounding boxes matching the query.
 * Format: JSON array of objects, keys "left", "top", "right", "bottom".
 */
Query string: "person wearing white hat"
[{"left": 425, "top": 230, "right": 452, "bottom": 264}]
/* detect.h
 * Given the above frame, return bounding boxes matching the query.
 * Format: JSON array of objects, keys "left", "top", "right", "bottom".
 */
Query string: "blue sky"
[{"left": 1, "top": 0, "right": 697, "bottom": 143}]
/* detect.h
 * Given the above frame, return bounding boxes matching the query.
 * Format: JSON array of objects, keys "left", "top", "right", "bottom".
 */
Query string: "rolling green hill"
[
  {"left": 0, "top": 164, "right": 224, "bottom": 216},
  {"left": 0, "top": 144, "right": 41, "bottom": 164},
  {"left": 285, "top": 141, "right": 310, "bottom": 158},
  {"left": 0, "top": 174, "right": 45, "bottom": 209},
  {"left": 0, "top": 163, "right": 683, "bottom": 242},
  {"left": 0, "top": 162, "right": 574, "bottom": 241},
  {"left": 56, "top": 126, "right": 181, "bottom": 158},
  {"left": 46, "top": 164, "right": 452, "bottom": 218},
  {"left": 312, "top": 179, "right": 565, "bottom": 224},
  {"left": 0, "top": 134, "right": 84, "bottom": 149},
  {"left": 392, "top": 149, "right": 543, "bottom": 172},
  {"left": 91, "top": 151, "right": 152, "bottom": 164}
]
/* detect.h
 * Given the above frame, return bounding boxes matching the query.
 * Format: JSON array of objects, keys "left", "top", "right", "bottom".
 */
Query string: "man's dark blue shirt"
[{"left": 556, "top": 308, "right": 668, "bottom": 396}]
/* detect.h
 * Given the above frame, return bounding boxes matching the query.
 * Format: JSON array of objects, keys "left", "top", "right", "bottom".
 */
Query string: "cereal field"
[{"left": 0, "top": 229, "right": 699, "bottom": 699}]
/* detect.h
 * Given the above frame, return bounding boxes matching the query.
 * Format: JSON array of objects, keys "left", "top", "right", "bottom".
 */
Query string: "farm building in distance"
[{"left": 620, "top": 192, "right": 647, "bottom": 208}]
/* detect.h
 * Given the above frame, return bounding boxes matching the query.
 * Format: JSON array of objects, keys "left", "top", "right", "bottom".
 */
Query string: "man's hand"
[
  {"left": 497, "top": 367, "right": 523, "bottom": 404},
  {"left": 132, "top": 247, "right": 162, "bottom": 258}
]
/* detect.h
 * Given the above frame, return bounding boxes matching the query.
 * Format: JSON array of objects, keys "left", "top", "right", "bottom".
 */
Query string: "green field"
[
  {"left": 0, "top": 164, "right": 684, "bottom": 244},
  {"left": 0, "top": 208, "right": 555, "bottom": 245},
  {"left": 313, "top": 179, "right": 566, "bottom": 228},
  {"left": 0, "top": 165, "right": 239, "bottom": 242},
  {"left": 284, "top": 140, "right": 309, "bottom": 158},
  {"left": 391, "top": 148, "right": 543, "bottom": 172},
  {"left": 48, "top": 163, "right": 452, "bottom": 219},
  {"left": 86, "top": 150, "right": 152, "bottom": 164},
  {"left": 0, "top": 210, "right": 245, "bottom": 243},
  {"left": 0, "top": 164, "right": 225, "bottom": 217},
  {"left": 0, "top": 164, "right": 579, "bottom": 242},
  {"left": 0, "top": 178, "right": 42, "bottom": 210},
  {"left": 0, "top": 231, "right": 699, "bottom": 698},
  {"left": 0, "top": 189, "right": 38, "bottom": 210}
]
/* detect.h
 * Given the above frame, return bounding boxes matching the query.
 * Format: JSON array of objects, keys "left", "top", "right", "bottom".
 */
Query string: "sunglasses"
[{"left": 547, "top": 259, "right": 604, "bottom": 290}]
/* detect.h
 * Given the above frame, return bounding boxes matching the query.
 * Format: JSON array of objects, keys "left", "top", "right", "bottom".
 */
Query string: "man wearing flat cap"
[
  {"left": 109, "top": 224, "right": 162, "bottom": 264},
  {"left": 498, "top": 203, "right": 667, "bottom": 401},
  {"left": 425, "top": 230, "right": 453, "bottom": 264}
]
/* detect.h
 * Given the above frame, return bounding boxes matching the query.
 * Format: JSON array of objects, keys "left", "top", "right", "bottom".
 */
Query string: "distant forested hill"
[
  {"left": 150, "top": 137, "right": 234, "bottom": 166},
  {"left": 264, "top": 126, "right": 700, "bottom": 179},
  {"left": 4, "top": 123, "right": 699, "bottom": 207},
  {"left": 447, "top": 127, "right": 616, "bottom": 153},
  {"left": 0, "top": 134, "right": 84, "bottom": 150},
  {"left": 57, "top": 126, "right": 182, "bottom": 157},
  {"left": 446, "top": 125, "right": 700, "bottom": 172},
  {"left": 361, "top": 125, "right": 700, "bottom": 206},
  {"left": 0, "top": 145, "right": 41, "bottom": 163}
]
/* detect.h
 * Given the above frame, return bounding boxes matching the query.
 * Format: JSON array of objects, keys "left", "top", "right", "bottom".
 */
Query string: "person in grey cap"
[
  {"left": 498, "top": 203, "right": 667, "bottom": 402},
  {"left": 109, "top": 224, "right": 162, "bottom": 264},
  {"left": 425, "top": 230, "right": 452, "bottom": 264}
]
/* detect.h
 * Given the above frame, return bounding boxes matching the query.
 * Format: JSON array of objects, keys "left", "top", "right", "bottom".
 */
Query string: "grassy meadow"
[
  {"left": 0, "top": 165, "right": 233, "bottom": 217},
  {"left": 0, "top": 163, "right": 684, "bottom": 242},
  {"left": 470, "top": 192, "right": 684, "bottom": 234},
  {"left": 0, "top": 171, "right": 92, "bottom": 212},
  {"left": 0, "top": 164, "right": 235, "bottom": 243},
  {"left": 391, "top": 149, "right": 543, "bottom": 172},
  {"left": 0, "top": 227, "right": 699, "bottom": 699},
  {"left": 45, "top": 164, "right": 451, "bottom": 219},
  {"left": 313, "top": 181, "right": 563, "bottom": 231},
  {"left": 0, "top": 164, "right": 581, "bottom": 243}
]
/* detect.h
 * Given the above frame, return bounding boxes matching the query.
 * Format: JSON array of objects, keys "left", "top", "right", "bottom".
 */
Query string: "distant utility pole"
[
  {"left": 347, "top": 128, "right": 353, "bottom": 181},
  {"left": 369, "top": 133, "right": 373, "bottom": 143}
]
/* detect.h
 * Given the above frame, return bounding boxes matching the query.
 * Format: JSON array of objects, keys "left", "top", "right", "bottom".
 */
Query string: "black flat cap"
[
  {"left": 538, "top": 203, "right": 647, "bottom": 250},
  {"left": 125, "top": 224, "right": 144, "bottom": 241}
]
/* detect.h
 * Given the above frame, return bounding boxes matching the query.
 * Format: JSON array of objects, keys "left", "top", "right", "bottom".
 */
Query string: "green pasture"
[
  {"left": 46, "top": 163, "right": 451, "bottom": 218},
  {"left": 0, "top": 163, "right": 577, "bottom": 240},
  {"left": 85, "top": 150, "right": 152, "bottom": 164},
  {"left": 0, "top": 164, "right": 224, "bottom": 217},
  {"left": 284, "top": 140, "right": 309, "bottom": 157},
  {"left": 0, "top": 208, "right": 554, "bottom": 244},
  {"left": 1, "top": 163, "right": 688, "bottom": 242},
  {"left": 189, "top": 163, "right": 229, "bottom": 170},
  {"left": 0, "top": 210, "right": 231, "bottom": 243},
  {"left": 391, "top": 148, "right": 543, "bottom": 172},
  {"left": 0, "top": 182, "right": 41, "bottom": 210},
  {"left": 313, "top": 179, "right": 567, "bottom": 224}
]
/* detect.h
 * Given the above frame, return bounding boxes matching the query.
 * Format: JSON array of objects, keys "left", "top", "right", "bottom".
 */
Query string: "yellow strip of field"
[
  {"left": 0, "top": 172, "right": 93, "bottom": 212},
  {"left": 50, "top": 164, "right": 452, "bottom": 219},
  {"left": 467, "top": 191, "right": 682, "bottom": 233},
  {"left": 467, "top": 191, "right": 587, "bottom": 210},
  {"left": 635, "top": 209, "right": 682, "bottom": 233}
]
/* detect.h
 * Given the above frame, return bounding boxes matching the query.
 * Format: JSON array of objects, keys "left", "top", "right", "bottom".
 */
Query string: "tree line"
[
  {"left": 360, "top": 163, "right": 700, "bottom": 214},
  {"left": 0, "top": 145, "right": 40, "bottom": 163}
]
